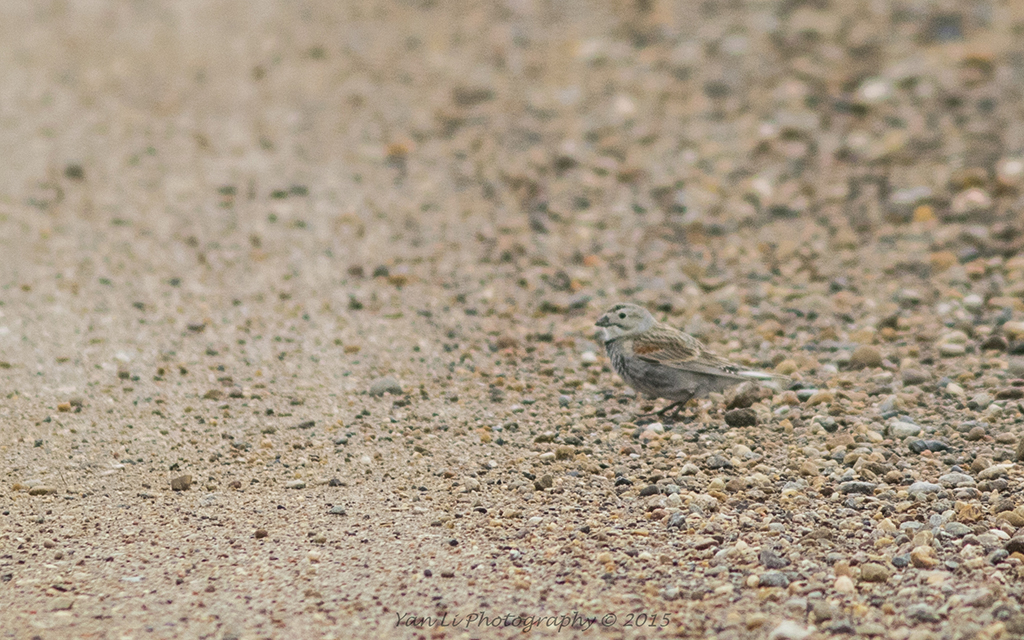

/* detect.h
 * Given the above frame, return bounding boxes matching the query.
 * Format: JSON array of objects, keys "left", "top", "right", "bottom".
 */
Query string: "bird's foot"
[
  {"left": 633, "top": 400, "right": 692, "bottom": 424},
  {"left": 662, "top": 411, "right": 694, "bottom": 425}
]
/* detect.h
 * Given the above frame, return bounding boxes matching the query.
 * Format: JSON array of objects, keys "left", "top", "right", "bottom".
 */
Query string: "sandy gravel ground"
[{"left": 6, "top": 1, "right": 1024, "bottom": 639}]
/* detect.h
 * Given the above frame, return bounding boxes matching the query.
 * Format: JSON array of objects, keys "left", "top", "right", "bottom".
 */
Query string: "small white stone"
[
  {"left": 614, "top": 94, "right": 636, "bottom": 117},
  {"left": 941, "top": 330, "right": 969, "bottom": 344},
  {"left": 1004, "top": 321, "right": 1024, "bottom": 339},
  {"left": 938, "top": 343, "right": 966, "bottom": 357},
  {"left": 997, "top": 158, "right": 1024, "bottom": 187},
  {"left": 888, "top": 421, "right": 922, "bottom": 439},
  {"left": 769, "top": 619, "right": 813, "bottom": 640},
  {"left": 857, "top": 77, "right": 891, "bottom": 104},
  {"left": 962, "top": 294, "right": 984, "bottom": 311},
  {"left": 833, "top": 575, "right": 855, "bottom": 593}
]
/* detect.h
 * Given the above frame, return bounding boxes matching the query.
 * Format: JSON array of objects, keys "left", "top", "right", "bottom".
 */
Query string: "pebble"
[
  {"left": 901, "top": 369, "right": 930, "bottom": 386},
  {"left": 859, "top": 563, "right": 889, "bottom": 583},
  {"left": 775, "top": 360, "right": 798, "bottom": 375},
  {"left": 768, "top": 620, "right": 812, "bottom": 640},
  {"left": 1005, "top": 537, "right": 1024, "bottom": 554},
  {"left": 1004, "top": 321, "right": 1024, "bottom": 339},
  {"left": 783, "top": 597, "right": 807, "bottom": 617},
  {"left": 857, "top": 77, "right": 892, "bottom": 104},
  {"left": 966, "top": 426, "right": 987, "bottom": 441},
  {"left": 799, "top": 460, "right": 820, "bottom": 477},
  {"left": 724, "top": 407, "right": 758, "bottom": 427},
  {"left": 997, "top": 387, "right": 1024, "bottom": 400},
  {"left": 907, "top": 481, "right": 941, "bottom": 496},
  {"left": 938, "top": 472, "right": 975, "bottom": 487},
  {"left": 706, "top": 455, "right": 732, "bottom": 469},
  {"left": 28, "top": 486, "right": 57, "bottom": 496},
  {"left": 989, "top": 549, "right": 1010, "bottom": 565},
  {"left": 888, "top": 421, "right": 922, "bottom": 439},
  {"left": 981, "top": 335, "right": 1009, "bottom": 351},
  {"left": 978, "top": 464, "right": 1012, "bottom": 480},
  {"left": 849, "top": 345, "right": 883, "bottom": 368},
  {"left": 857, "top": 623, "right": 886, "bottom": 636},
  {"left": 759, "top": 571, "right": 790, "bottom": 588},
  {"left": 805, "top": 390, "right": 834, "bottom": 406},
  {"left": 968, "top": 393, "right": 994, "bottom": 410},
  {"left": 328, "top": 506, "right": 346, "bottom": 515},
  {"left": 759, "top": 548, "right": 790, "bottom": 569},
  {"left": 908, "top": 439, "right": 949, "bottom": 454},
  {"left": 795, "top": 389, "right": 818, "bottom": 401},
  {"left": 170, "top": 475, "right": 192, "bottom": 491},
  {"left": 839, "top": 481, "right": 876, "bottom": 495},
  {"left": 833, "top": 575, "right": 855, "bottom": 593},
  {"left": 368, "top": 376, "right": 403, "bottom": 396},
  {"left": 938, "top": 342, "right": 967, "bottom": 357},
  {"left": 811, "top": 601, "right": 837, "bottom": 622},
  {"left": 949, "top": 188, "right": 992, "bottom": 220},
  {"left": 726, "top": 382, "right": 769, "bottom": 409},
  {"left": 962, "top": 294, "right": 984, "bottom": 311},
  {"left": 285, "top": 480, "right": 306, "bottom": 489},
  {"left": 944, "top": 522, "right": 972, "bottom": 537},
  {"left": 534, "top": 474, "right": 554, "bottom": 490},
  {"left": 970, "top": 455, "right": 993, "bottom": 472},
  {"left": 941, "top": 330, "right": 969, "bottom": 344},
  {"left": 906, "top": 603, "right": 939, "bottom": 623},
  {"left": 745, "top": 611, "right": 767, "bottom": 628},
  {"left": 995, "top": 156, "right": 1024, "bottom": 187},
  {"left": 910, "top": 546, "right": 939, "bottom": 569}
]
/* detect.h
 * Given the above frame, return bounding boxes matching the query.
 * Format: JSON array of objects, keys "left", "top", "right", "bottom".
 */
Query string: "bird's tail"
[{"left": 738, "top": 370, "right": 790, "bottom": 383}]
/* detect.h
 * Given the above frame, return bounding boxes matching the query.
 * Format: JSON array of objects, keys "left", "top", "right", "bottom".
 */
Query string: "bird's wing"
[{"left": 630, "top": 325, "right": 746, "bottom": 377}]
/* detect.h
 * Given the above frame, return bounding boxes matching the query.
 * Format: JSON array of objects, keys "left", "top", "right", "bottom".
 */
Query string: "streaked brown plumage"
[{"left": 596, "top": 303, "right": 784, "bottom": 417}]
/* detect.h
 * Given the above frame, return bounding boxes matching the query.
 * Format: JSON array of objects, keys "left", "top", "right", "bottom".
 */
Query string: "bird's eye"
[{"left": 618, "top": 312, "right": 626, "bottom": 319}]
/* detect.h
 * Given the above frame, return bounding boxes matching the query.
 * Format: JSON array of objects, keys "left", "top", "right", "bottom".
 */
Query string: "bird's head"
[{"left": 595, "top": 303, "right": 655, "bottom": 340}]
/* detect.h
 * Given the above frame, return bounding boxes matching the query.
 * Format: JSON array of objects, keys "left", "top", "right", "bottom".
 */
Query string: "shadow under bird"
[{"left": 596, "top": 303, "right": 785, "bottom": 418}]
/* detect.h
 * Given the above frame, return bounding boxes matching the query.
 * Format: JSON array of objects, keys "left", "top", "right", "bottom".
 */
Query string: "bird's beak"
[{"left": 595, "top": 316, "right": 611, "bottom": 327}]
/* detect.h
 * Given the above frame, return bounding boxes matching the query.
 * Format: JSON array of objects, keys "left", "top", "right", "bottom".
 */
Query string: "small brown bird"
[{"left": 596, "top": 303, "right": 783, "bottom": 418}]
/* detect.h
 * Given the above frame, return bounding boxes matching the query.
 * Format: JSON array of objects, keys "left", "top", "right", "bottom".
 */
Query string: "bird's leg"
[
  {"left": 656, "top": 401, "right": 684, "bottom": 417},
  {"left": 655, "top": 393, "right": 694, "bottom": 422},
  {"left": 635, "top": 394, "right": 694, "bottom": 423}
]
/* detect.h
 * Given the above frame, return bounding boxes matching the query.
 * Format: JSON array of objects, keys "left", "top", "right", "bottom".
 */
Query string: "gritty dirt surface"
[{"left": 6, "top": 1, "right": 1024, "bottom": 639}]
